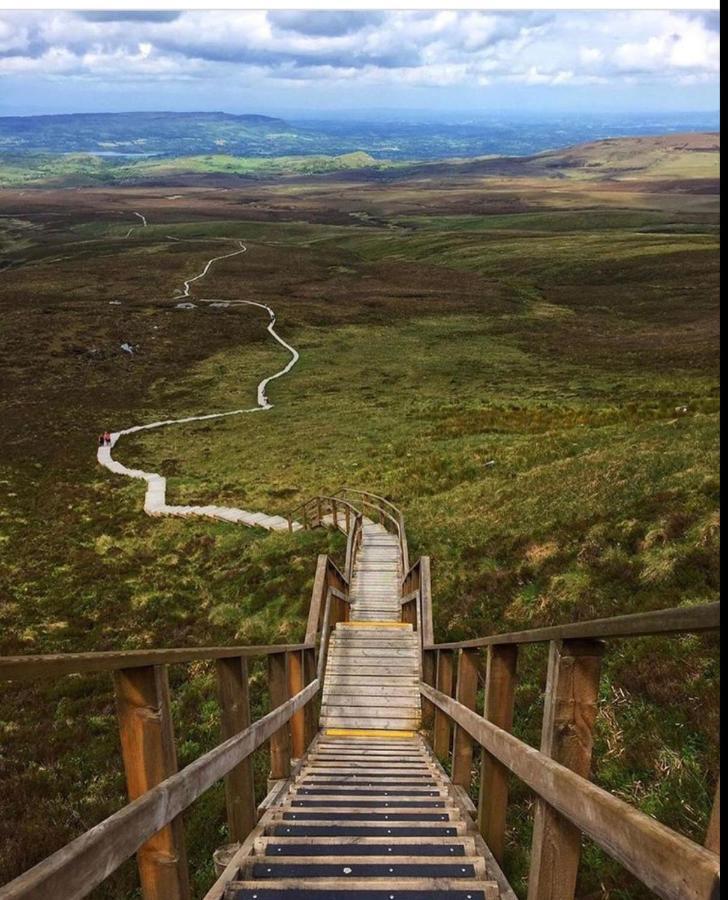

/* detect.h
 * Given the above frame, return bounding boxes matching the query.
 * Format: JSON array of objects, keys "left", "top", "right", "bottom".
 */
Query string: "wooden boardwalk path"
[
  {"left": 320, "top": 518, "right": 421, "bottom": 734},
  {"left": 222, "top": 734, "right": 502, "bottom": 898},
  {"left": 216, "top": 504, "right": 510, "bottom": 897},
  {"left": 0, "top": 490, "right": 719, "bottom": 900}
]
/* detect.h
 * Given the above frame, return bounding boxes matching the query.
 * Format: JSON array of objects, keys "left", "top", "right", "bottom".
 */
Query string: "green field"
[{"left": 0, "top": 136, "right": 720, "bottom": 897}]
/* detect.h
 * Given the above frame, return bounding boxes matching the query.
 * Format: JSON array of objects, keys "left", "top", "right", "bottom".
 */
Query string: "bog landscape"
[{"left": 0, "top": 111, "right": 720, "bottom": 899}]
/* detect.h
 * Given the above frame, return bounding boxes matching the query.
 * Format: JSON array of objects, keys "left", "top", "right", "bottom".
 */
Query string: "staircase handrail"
[
  {"left": 0, "top": 559, "right": 357, "bottom": 899},
  {"left": 419, "top": 600, "right": 720, "bottom": 900}
]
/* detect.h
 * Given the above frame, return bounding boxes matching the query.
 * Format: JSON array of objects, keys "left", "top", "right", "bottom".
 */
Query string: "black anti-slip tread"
[
  {"left": 290, "top": 800, "right": 446, "bottom": 809},
  {"left": 295, "top": 789, "right": 441, "bottom": 796},
  {"left": 251, "top": 862, "right": 478, "bottom": 878},
  {"left": 269, "top": 825, "right": 459, "bottom": 837},
  {"left": 228, "top": 890, "right": 489, "bottom": 900},
  {"left": 259, "top": 843, "right": 468, "bottom": 857},
  {"left": 282, "top": 812, "right": 450, "bottom": 822}
]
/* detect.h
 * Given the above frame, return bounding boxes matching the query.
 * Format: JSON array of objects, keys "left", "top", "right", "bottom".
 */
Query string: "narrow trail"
[{"left": 97, "top": 215, "right": 302, "bottom": 532}]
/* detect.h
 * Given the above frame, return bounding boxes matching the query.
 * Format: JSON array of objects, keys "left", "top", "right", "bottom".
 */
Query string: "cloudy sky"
[{"left": 0, "top": 10, "right": 720, "bottom": 117}]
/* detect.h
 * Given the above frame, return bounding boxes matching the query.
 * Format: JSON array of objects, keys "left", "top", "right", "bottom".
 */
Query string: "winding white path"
[{"left": 97, "top": 216, "right": 302, "bottom": 532}]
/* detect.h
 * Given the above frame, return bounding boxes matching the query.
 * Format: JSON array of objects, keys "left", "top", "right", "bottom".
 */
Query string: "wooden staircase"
[
  {"left": 319, "top": 517, "right": 421, "bottom": 734},
  {"left": 223, "top": 734, "right": 501, "bottom": 898},
  {"left": 320, "top": 623, "right": 421, "bottom": 733},
  {"left": 0, "top": 488, "right": 719, "bottom": 900}
]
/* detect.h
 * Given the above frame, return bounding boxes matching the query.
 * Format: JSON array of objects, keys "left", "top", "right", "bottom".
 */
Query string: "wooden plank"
[
  {"left": 325, "top": 666, "right": 417, "bottom": 676},
  {"left": 319, "top": 718, "right": 420, "bottom": 730},
  {"left": 321, "top": 706, "right": 419, "bottom": 719},
  {"left": 329, "top": 647, "right": 418, "bottom": 658},
  {"left": 287, "top": 650, "right": 305, "bottom": 759},
  {"left": 0, "top": 643, "right": 316, "bottom": 682},
  {"left": 323, "top": 682, "right": 419, "bottom": 693},
  {"left": 216, "top": 657, "right": 256, "bottom": 844},
  {"left": 304, "top": 554, "right": 329, "bottom": 645},
  {"left": 222, "top": 878, "right": 497, "bottom": 893},
  {"left": 421, "top": 682, "right": 720, "bottom": 900},
  {"left": 321, "top": 694, "right": 419, "bottom": 708},
  {"left": 0, "top": 680, "right": 319, "bottom": 900},
  {"left": 433, "top": 650, "right": 454, "bottom": 760},
  {"left": 419, "top": 557, "right": 434, "bottom": 647},
  {"left": 705, "top": 777, "right": 720, "bottom": 854},
  {"left": 268, "top": 653, "right": 291, "bottom": 780},
  {"left": 426, "top": 602, "right": 720, "bottom": 650},
  {"left": 323, "top": 676, "right": 419, "bottom": 688},
  {"left": 302, "top": 648, "right": 318, "bottom": 750},
  {"left": 528, "top": 639, "right": 605, "bottom": 900},
  {"left": 113, "top": 665, "right": 190, "bottom": 900},
  {"left": 452, "top": 649, "right": 480, "bottom": 788},
  {"left": 478, "top": 644, "right": 518, "bottom": 865}
]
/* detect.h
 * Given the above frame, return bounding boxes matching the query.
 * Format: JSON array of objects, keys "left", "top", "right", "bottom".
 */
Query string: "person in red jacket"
[{"left": 103, "top": 431, "right": 112, "bottom": 446}]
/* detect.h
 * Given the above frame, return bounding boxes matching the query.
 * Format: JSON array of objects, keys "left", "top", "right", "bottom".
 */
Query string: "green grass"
[
  {"left": 0, "top": 150, "right": 391, "bottom": 187},
  {"left": 0, "top": 187, "right": 719, "bottom": 897}
]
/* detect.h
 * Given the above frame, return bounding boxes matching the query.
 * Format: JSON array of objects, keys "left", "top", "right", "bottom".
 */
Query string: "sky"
[{"left": 0, "top": 10, "right": 720, "bottom": 117}]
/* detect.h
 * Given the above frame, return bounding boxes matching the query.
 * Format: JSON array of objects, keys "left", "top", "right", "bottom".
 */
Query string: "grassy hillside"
[
  {"left": 0, "top": 134, "right": 720, "bottom": 897},
  {"left": 0, "top": 131, "right": 719, "bottom": 188},
  {"left": 0, "top": 150, "right": 387, "bottom": 187}
]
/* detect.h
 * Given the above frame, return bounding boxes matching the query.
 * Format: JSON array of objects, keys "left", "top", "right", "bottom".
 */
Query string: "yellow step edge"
[
  {"left": 324, "top": 728, "right": 416, "bottom": 739},
  {"left": 340, "top": 621, "right": 410, "bottom": 628}
]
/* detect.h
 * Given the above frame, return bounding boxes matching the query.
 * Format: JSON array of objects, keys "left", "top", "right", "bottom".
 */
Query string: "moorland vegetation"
[{"left": 0, "top": 133, "right": 720, "bottom": 897}]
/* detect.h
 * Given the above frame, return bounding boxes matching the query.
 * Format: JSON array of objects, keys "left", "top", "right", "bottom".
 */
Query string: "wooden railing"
[
  {"left": 419, "top": 601, "right": 721, "bottom": 900},
  {"left": 401, "top": 555, "right": 434, "bottom": 641},
  {"left": 289, "top": 487, "right": 410, "bottom": 575},
  {"left": 335, "top": 487, "right": 410, "bottom": 574},
  {"left": 0, "top": 551, "right": 353, "bottom": 900}
]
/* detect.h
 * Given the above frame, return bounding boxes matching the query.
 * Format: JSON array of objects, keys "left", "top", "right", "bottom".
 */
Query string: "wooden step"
[
  {"left": 253, "top": 836, "right": 478, "bottom": 856},
  {"left": 294, "top": 788, "right": 448, "bottom": 798},
  {"left": 267, "top": 822, "right": 466, "bottom": 837},
  {"left": 243, "top": 856, "right": 486, "bottom": 878},
  {"left": 276, "top": 809, "right": 459, "bottom": 822},
  {"left": 226, "top": 879, "right": 500, "bottom": 898},
  {"left": 289, "top": 799, "right": 448, "bottom": 810}
]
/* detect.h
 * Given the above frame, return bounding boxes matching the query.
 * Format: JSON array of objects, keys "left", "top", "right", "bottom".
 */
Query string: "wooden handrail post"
[
  {"left": 452, "top": 648, "right": 480, "bottom": 788},
  {"left": 316, "top": 497, "right": 323, "bottom": 525},
  {"left": 113, "top": 665, "right": 190, "bottom": 900},
  {"left": 345, "top": 504, "right": 351, "bottom": 533},
  {"left": 528, "top": 638, "right": 606, "bottom": 900},
  {"left": 421, "top": 648, "right": 437, "bottom": 727},
  {"left": 303, "top": 647, "right": 318, "bottom": 750},
  {"left": 478, "top": 643, "right": 518, "bottom": 864},
  {"left": 215, "top": 656, "right": 256, "bottom": 843},
  {"left": 419, "top": 557, "right": 434, "bottom": 647},
  {"left": 268, "top": 652, "right": 291, "bottom": 780},
  {"left": 332, "top": 499, "right": 338, "bottom": 530},
  {"left": 705, "top": 777, "right": 720, "bottom": 853},
  {"left": 287, "top": 650, "right": 306, "bottom": 759},
  {"left": 433, "top": 649, "right": 455, "bottom": 760}
]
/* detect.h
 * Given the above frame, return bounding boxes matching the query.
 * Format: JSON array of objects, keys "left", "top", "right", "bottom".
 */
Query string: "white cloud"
[{"left": 0, "top": 9, "right": 720, "bottom": 93}]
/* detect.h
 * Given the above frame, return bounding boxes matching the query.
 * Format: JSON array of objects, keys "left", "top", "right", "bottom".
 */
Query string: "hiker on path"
[{"left": 103, "top": 431, "right": 112, "bottom": 446}]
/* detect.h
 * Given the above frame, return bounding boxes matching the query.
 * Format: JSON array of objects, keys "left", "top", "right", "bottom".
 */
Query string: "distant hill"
[
  {"left": 0, "top": 125, "right": 719, "bottom": 188},
  {"left": 0, "top": 111, "right": 298, "bottom": 156},
  {"left": 389, "top": 132, "right": 720, "bottom": 186},
  {"left": 531, "top": 132, "right": 721, "bottom": 180}
]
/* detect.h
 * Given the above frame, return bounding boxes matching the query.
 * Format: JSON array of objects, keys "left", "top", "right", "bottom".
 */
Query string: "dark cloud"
[
  {"left": 153, "top": 36, "right": 418, "bottom": 71},
  {"left": 268, "top": 11, "right": 384, "bottom": 37},
  {"left": 77, "top": 11, "right": 181, "bottom": 23}
]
